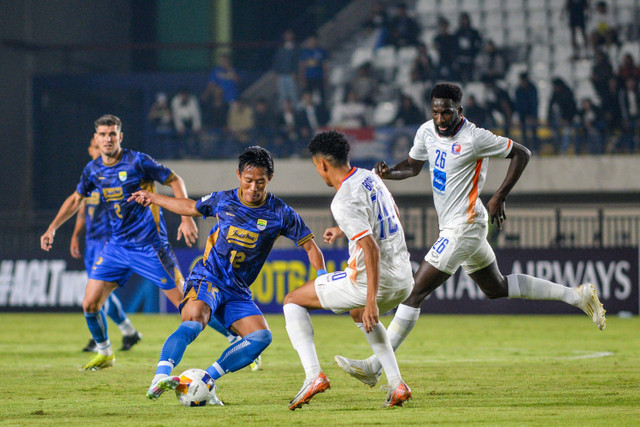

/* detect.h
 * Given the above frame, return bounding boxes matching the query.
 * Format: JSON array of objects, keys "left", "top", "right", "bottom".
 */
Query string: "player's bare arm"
[
  {"left": 323, "top": 226, "right": 345, "bottom": 244},
  {"left": 301, "top": 239, "right": 326, "bottom": 273},
  {"left": 40, "top": 192, "right": 85, "bottom": 251},
  {"left": 487, "top": 142, "right": 531, "bottom": 230},
  {"left": 128, "top": 190, "right": 199, "bottom": 217},
  {"left": 357, "top": 234, "right": 381, "bottom": 333},
  {"left": 374, "top": 157, "right": 426, "bottom": 180},
  {"left": 70, "top": 200, "right": 87, "bottom": 259},
  {"left": 164, "top": 173, "right": 198, "bottom": 247}
]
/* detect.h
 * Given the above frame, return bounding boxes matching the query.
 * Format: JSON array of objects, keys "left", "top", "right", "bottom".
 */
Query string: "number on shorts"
[{"left": 432, "top": 237, "right": 449, "bottom": 254}]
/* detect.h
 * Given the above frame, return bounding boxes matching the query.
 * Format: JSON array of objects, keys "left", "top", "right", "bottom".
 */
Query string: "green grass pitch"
[{"left": 1, "top": 312, "right": 639, "bottom": 426}]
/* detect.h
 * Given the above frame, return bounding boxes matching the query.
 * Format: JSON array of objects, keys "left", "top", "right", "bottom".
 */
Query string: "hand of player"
[
  {"left": 40, "top": 229, "right": 55, "bottom": 251},
  {"left": 362, "top": 302, "right": 379, "bottom": 333},
  {"left": 373, "top": 161, "right": 391, "bottom": 178},
  {"left": 127, "top": 190, "right": 154, "bottom": 207},
  {"left": 323, "top": 226, "right": 344, "bottom": 244},
  {"left": 70, "top": 236, "right": 82, "bottom": 259},
  {"left": 177, "top": 217, "right": 198, "bottom": 247},
  {"left": 488, "top": 195, "right": 507, "bottom": 230}
]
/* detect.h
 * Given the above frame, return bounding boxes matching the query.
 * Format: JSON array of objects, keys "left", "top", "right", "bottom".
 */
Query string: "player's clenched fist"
[{"left": 373, "top": 161, "right": 391, "bottom": 178}]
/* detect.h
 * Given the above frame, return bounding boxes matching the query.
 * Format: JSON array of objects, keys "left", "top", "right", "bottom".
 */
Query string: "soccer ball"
[{"left": 175, "top": 368, "right": 214, "bottom": 407}]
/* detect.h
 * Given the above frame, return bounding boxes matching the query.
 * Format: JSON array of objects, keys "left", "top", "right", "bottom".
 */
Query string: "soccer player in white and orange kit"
[
  {"left": 335, "top": 82, "right": 607, "bottom": 388},
  {"left": 283, "top": 130, "right": 413, "bottom": 410}
]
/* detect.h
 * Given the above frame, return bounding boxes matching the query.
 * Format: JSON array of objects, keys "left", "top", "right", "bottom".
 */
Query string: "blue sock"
[
  {"left": 206, "top": 329, "right": 272, "bottom": 380},
  {"left": 155, "top": 321, "right": 203, "bottom": 376},
  {"left": 84, "top": 311, "right": 108, "bottom": 343},
  {"left": 105, "top": 293, "right": 127, "bottom": 325},
  {"left": 207, "top": 315, "right": 236, "bottom": 340}
]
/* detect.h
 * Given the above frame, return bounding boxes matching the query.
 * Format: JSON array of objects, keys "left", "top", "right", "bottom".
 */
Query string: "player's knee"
[
  {"left": 82, "top": 298, "right": 101, "bottom": 313},
  {"left": 245, "top": 329, "right": 272, "bottom": 352},
  {"left": 482, "top": 280, "right": 508, "bottom": 299}
]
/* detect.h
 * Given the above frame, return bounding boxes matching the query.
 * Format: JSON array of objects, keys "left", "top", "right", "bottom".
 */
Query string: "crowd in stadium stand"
[{"left": 146, "top": 0, "right": 640, "bottom": 159}]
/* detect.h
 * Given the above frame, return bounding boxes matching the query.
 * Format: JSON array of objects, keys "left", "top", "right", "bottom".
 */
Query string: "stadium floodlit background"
[{"left": 1, "top": 0, "right": 639, "bottom": 315}]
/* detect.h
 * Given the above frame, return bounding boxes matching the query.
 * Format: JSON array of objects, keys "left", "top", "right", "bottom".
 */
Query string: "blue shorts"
[
  {"left": 89, "top": 241, "right": 184, "bottom": 290},
  {"left": 84, "top": 238, "right": 107, "bottom": 273},
  {"left": 180, "top": 274, "right": 262, "bottom": 329}
]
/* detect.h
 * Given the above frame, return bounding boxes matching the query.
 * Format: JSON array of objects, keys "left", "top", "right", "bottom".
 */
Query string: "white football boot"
[
  {"left": 576, "top": 283, "right": 606, "bottom": 330},
  {"left": 334, "top": 355, "right": 382, "bottom": 388}
]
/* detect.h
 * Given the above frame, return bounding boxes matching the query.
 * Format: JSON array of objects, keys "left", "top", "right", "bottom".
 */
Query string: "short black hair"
[
  {"left": 430, "top": 83, "right": 463, "bottom": 104},
  {"left": 238, "top": 145, "right": 274, "bottom": 177},
  {"left": 308, "top": 130, "right": 350, "bottom": 166},
  {"left": 94, "top": 114, "right": 122, "bottom": 130}
]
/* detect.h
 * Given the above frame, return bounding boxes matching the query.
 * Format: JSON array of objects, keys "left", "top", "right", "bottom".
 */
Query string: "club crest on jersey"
[
  {"left": 451, "top": 143, "right": 462, "bottom": 155},
  {"left": 257, "top": 219, "right": 267, "bottom": 231},
  {"left": 118, "top": 171, "right": 127, "bottom": 181}
]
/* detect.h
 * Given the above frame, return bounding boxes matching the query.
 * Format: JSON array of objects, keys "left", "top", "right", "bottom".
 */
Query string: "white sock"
[
  {"left": 96, "top": 340, "right": 113, "bottom": 356},
  {"left": 117, "top": 319, "right": 137, "bottom": 336},
  {"left": 357, "top": 322, "right": 402, "bottom": 389},
  {"left": 283, "top": 303, "right": 321, "bottom": 380},
  {"left": 366, "top": 304, "right": 420, "bottom": 373},
  {"left": 507, "top": 274, "right": 580, "bottom": 305}
]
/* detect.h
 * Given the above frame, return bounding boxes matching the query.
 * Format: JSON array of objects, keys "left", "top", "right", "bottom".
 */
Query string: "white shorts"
[
  {"left": 425, "top": 222, "right": 496, "bottom": 275},
  {"left": 314, "top": 271, "right": 413, "bottom": 314}
]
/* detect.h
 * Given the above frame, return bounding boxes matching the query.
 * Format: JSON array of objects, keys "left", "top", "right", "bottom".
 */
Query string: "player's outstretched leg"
[
  {"left": 204, "top": 329, "right": 272, "bottom": 381},
  {"left": 207, "top": 316, "right": 263, "bottom": 371},
  {"left": 575, "top": 283, "right": 607, "bottom": 330},
  {"left": 146, "top": 375, "right": 180, "bottom": 400}
]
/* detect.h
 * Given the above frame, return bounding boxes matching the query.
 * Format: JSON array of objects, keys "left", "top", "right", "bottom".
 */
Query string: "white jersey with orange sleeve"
[
  {"left": 409, "top": 118, "right": 513, "bottom": 229},
  {"left": 330, "top": 167, "right": 412, "bottom": 291}
]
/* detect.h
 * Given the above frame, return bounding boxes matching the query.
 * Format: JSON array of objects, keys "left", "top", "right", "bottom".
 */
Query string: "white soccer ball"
[{"left": 175, "top": 368, "right": 214, "bottom": 407}]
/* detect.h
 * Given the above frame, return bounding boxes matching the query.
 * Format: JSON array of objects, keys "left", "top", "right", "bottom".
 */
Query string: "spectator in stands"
[
  {"left": 275, "top": 99, "right": 303, "bottom": 156},
  {"left": 454, "top": 12, "right": 482, "bottom": 83},
  {"left": 547, "top": 78, "right": 578, "bottom": 154},
  {"left": 405, "top": 68, "right": 429, "bottom": 113},
  {"left": 148, "top": 92, "right": 172, "bottom": 133},
  {"left": 514, "top": 72, "right": 540, "bottom": 153},
  {"left": 393, "top": 94, "right": 424, "bottom": 127},
  {"left": 201, "top": 86, "right": 229, "bottom": 132},
  {"left": 147, "top": 92, "right": 173, "bottom": 158},
  {"left": 577, "top": 98, "right": 606, "bottom": 153},
  {"left": 298, "top": 34, "right": 329, "bottom": 108},
  {"left": 227, "top": 97, "right": 255, "bottom": 149},
  {"left": 589, "top": 1, "right": 618, "bottom": 52},
  {"left": 476, "top": 39, "right": 507, "bottom": 81},
  {"left": 273, "top": 30, "right": 300, "bottom": 108},
  {"left": 171, "top": 88, "right": 202, "bottom": 158},
  {"left": 365, "top": 1, "right": 390, "bottom": 48},
  {"left": 590, "top": 48, "right": 614, "bottom": 102},
  {"left": 618, "top": 53, "right": 640, "bottom": 82},
  {"left": 330, "top": 88, "right": 369, "bottom": 129},
  {"left": 463, "top": 94, "right": 488, "bottom": 128},
  {"left": 599, "top": 76, "right": 623, "bottom": 151},
  {"left": 412, "top": 42, "right": 434, "bottom": 82},
  {"left": 350, "top": 62, "right": 379, "bottom": 106},
  {"left": 618, "top": 77, "right": 640, "bottom": 152},
  {"left": 202, "top": 54, "right": 239, "bottom": 105},
  {"left": 253, "top": 98, "right": 277, "bottom": 147},
  {"left": 298, "top": 90, "right": 329, "bottom": 140},
  {"left": 433, "top": 17, "right": 458, "bottom": 81},
  {"left": 482, "top": 76, "right": 513, "bottom": 136},
  {"left": 388, "top": 2, "right": 420, "bottom": 48},
  {"left": 563, "top": 0, "right": 589, "bottom": 58}
]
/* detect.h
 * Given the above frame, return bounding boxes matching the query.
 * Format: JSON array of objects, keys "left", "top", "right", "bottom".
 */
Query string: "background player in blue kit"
[
  {"left": 70, "top": 137, "right": 141, "bottom": 352},
  {"left": 40, "top": 114, "right": 199, "bottom": 371},
  {"left": 129, "top": 146, "right": 326, "bottom": 405}
]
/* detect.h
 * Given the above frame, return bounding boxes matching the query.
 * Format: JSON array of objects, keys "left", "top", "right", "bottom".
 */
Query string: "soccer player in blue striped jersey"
[
  {"left": 70, "top": 137, "right": 142, "bottom": 353},
  {"left": 41, "top": 114, "right": 199, "bottom": 371},
  {"left": 129, "top": 146, "right": 326, "bottom": 405}
]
